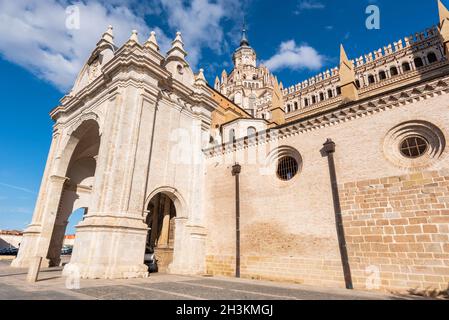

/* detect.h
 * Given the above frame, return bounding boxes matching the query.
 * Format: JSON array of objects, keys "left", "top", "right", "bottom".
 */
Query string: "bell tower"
[{"left": 232, "top": 24, "right": 257, "bottom": 68}]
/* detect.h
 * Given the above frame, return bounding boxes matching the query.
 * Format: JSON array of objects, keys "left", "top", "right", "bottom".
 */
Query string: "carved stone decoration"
[{"left": 88, "top": 57, "right": 101, "bottom": 83}]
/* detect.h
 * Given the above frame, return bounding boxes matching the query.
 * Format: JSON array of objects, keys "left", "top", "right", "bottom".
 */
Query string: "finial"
[
  {"left": 167, "top": 31, "right": 187, "bottom": 58},
  {"left": 198, "top": 68, "right": 206, "bottom": 80},
  {"left": 129, "top": 29, "right": 139, "bottom": 43},
  {"left": 174, "top": 31, "right": 183, "bottom": 44},
  {"left": 146, "top": 31, "right": 159, "bottom": 51},
  {"left": 195, "top": 68, "right": 207, "bottom": 86},
  {"left": 101, "top": 25, "right": 114, "bottom": 44}
]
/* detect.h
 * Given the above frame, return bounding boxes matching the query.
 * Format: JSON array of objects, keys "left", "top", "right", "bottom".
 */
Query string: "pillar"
[
  {"left": 158, "top": 195, "right": 172, "bottom": 247},
  {"left": 12, "top": 175, "right": 68, "bottom": 268}
]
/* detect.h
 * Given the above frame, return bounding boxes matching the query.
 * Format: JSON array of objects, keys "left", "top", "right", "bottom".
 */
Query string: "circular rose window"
[
  {"left": 399, "top": 136, "right": 429, "bottom": 159},
  {"left": 276, "top": 156, "right": 299, "bottom": 181}
]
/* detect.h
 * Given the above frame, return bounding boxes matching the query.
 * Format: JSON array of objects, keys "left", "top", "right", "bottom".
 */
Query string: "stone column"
[
  {"left": 158, "top": 195, "right": 171, "bottom": 247},
  {"left": 150, "top": 195, "right": 161, "bottom": 246},
  {"left": 12, "top": 175, "right": 68, "bottom": 268},
  {"left": 11, "top": 131, "right": 63, "bottom": 268},
  {"left": 36, "top": 175, "right": 69, "bottom": 264}
]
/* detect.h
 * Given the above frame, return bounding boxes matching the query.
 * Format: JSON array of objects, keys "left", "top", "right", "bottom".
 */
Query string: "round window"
[
  {"left": 399, "top": 136, "right": 429, "bottom": 158},
  {"left": 276, "top": 156, "right": 299, "bottom": 181}
]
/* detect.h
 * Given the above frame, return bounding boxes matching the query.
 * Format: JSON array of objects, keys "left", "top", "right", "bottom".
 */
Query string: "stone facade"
[{"left": 11, "top": 1, "right": 449, "bottom": 294}]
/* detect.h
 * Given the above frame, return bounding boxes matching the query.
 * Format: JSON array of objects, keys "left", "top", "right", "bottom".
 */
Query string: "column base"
[
  {"left": 10, "top": 224, "right": 45, "bottom": 269},
  {"left": 63, "top": 214, "right": 149, "bottom": 279},
  {"left": 62, "top": 262, "right": 149, "bottom": 279}
]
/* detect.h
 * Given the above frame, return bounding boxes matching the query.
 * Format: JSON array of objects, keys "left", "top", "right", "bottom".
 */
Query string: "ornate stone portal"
[{"left": 12, "top": 27, "right": 214, "bottom": 279}]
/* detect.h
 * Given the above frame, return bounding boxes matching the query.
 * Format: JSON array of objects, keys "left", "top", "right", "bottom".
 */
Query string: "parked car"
[
  {"left": 61, "top": 246, "right": 73, "bottom": 255},
  {"left": 144, "top": 247, "right": 158, "bottom": 273},
  {"left": 0, "top": 247, "right": 18, "bottom": 256}
]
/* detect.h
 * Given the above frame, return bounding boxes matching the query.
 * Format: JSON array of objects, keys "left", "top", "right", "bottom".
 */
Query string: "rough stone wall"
[{"left": 341, "top": 170, "right": 449, "bottom": 292}]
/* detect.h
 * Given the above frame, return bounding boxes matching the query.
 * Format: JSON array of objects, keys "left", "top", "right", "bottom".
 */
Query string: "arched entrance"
[
  {"left": 46, "top": 121, "right": 100, "bottom": 267},
  {"left": 144, "top": 193, "right": 177, "bottom": 272}
]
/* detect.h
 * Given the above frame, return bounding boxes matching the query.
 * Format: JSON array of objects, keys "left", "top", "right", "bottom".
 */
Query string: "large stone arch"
[
  {"left": 143, "top": 186, "right": 188, "bottom": 273},
  {"left": 145, "top": 186, "right": 188, "bottom": 219},
  {"left": 12, "top": 118, "right": 101, "bottom": 268},
  {"left": 54, "top": 118, "right": 101, "bottom": 178}
]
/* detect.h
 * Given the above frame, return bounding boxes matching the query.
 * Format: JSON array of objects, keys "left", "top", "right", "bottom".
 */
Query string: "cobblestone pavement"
[{"left": 0, "top": 259, "right": 426, "bottom": 300}]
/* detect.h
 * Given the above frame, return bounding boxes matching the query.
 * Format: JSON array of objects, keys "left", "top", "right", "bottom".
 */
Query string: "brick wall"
[
  {"left": 340, "top": 170, "right": 449, "bottom": 292},
  {"left": 206, "top": 255, "right": 345, "bottom": 287}
]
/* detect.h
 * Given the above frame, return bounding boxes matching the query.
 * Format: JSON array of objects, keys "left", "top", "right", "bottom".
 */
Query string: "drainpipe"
[
  {"left": 231, "top": 163, "right": 241, "bottom": 278},
  {"left": 322, "top": 139, "right": 353, "bottom": 290}
]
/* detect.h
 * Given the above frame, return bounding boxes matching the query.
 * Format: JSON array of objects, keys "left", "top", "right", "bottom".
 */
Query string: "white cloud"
[
  {"left": 263, "top": 40, "right": 325, "bottom": 72},
  {"left": 0, "top": 182, "right": 36, "bottom": 195},
  {"left": 294, "top": 0, "right": 325, "bottom": 14},
  {"left": 298, "top": 0, "right": 325, "bottom": 10},
  {"left": 0, "top": 0, "right": 243, "bottom": 92},
  {"left": 156, "top": 0, "right": 242, "bottom": 67},
  {"left": 0, "top": 0, "right": 156, "bottom": 91}
]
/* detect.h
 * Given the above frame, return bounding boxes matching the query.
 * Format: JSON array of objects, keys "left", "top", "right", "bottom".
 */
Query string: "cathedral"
[{"left": 11, "top": 1, "right": 449, "bottom": 294}]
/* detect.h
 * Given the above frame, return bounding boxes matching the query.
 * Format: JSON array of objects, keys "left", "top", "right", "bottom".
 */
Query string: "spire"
[
  {"left": 240, "top": 19, "right": 250, "bottom": 47},
  {"left": 438, "top": 0, "right": 449, "bottom": 23},
  {"left": 340, "top": 44, "right": 351, "bottom": 69},
  {"left": 338, "top": 44, "right": 358, "bottom": 101},
  {"left": 214, "top": 76, "right": 220, "bottom": 90},
  {"left": 145, "top": 31, "right": 159, "bottom": 51}
]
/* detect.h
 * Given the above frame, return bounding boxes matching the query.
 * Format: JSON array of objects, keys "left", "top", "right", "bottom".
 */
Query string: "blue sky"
[{"left": 0, "top": 0, "right": 443, "bottom": 233}]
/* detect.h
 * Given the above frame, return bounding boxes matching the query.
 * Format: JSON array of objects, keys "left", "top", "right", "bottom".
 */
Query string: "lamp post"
[{"left": 232, "top": 163, "right": 241, "bottom": 278}]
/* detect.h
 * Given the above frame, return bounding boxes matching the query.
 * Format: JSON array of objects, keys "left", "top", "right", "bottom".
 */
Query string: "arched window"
[
  {"left": 229, "top": 129, "right": 236, "bottom": 143},
  {"left": 390, "top": 66, "right": 398, "bottom": 76},
  {"left": 336, "top": 86, "right": 342, "bottom": 95},
  {"left": 294, "top": 101, "right": 298, "bottom": 110},
  {"left": 304, "top": 98, "right": 309, "bottom": 107},
  {"left": 319, "top": 92, "right": 325, "bottom": 101},
  {"left": 379, "top": 70, "right": 387, "bottom": 81},
  {"left": 414, "top": 57, "right": 424, "bottom": 68},
  {"left": 402, "top": 61, "right": 411, "bottom": 72},
  {"left": 286, "top": 104, "right": 291, "bottom": 113},
  {"left": 427, "top": 52, "right": 437, "bottom": 64},
  {"left": 355, "top": 79, "right": 361, "bottom": 88},
  {"left": 312, "top": 96, "right": 316, "bottom": 104},
  {"left": 247, "top": 126, "right": 257, "bottom": 137},
  {"left": 327, "top": 89, "right": 333, "bottom": 98},
  {"left": 368, "top": 74, "right": 375, "bottom": 84}
]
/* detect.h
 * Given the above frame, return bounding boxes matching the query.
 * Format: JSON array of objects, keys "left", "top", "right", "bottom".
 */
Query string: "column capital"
[{"left": 49, "top": 175, "right": 69, "bottom": 184}]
